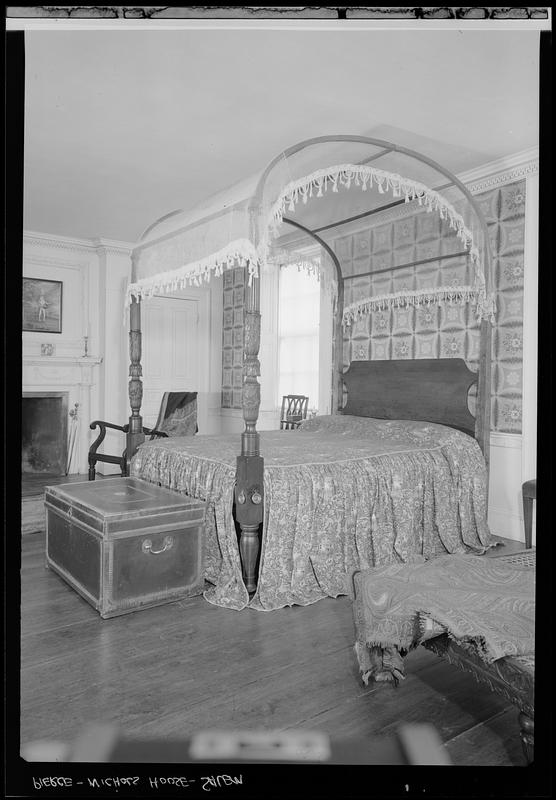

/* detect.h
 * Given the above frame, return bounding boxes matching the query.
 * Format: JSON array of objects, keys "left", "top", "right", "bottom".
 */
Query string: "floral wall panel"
[
  {"left": 341, "top": 179, "right": 526, "bottom": 433},
  {"left": 219, "top": 181, "right": 527, "bottom": 430},
  {"left": 221, "top": 266, "right": 246, "bottom": 409}
]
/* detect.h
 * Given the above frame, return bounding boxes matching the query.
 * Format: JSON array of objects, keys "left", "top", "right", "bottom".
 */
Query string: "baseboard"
[{"left": 487, "top": 506, "right": 529, "bottom": 545}]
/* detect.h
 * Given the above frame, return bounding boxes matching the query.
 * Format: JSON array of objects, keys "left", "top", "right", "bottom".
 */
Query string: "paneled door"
[{"left": 141, "top": 296, "right": 199, "bottom": 429}]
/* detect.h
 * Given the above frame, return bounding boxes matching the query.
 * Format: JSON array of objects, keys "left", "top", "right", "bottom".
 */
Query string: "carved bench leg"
[{"left": 518, "top": 711, "right": 534, "bottom": 764}]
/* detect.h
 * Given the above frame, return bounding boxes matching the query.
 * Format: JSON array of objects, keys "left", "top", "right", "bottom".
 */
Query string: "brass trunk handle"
[{"left": 141, "top": 535, "right": 174, "bottom": 555}]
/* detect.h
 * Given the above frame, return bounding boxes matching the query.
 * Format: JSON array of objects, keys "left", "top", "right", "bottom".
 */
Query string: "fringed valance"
[
  {"left": 343, "top": 287, "right": 497, "bottom": 327},
  {"left": 260, "top": 163, "right": 481, "bottom": 267},
  {"left": 128, "top": 142, "right": 491, "bottom": 324},
  {"left": 126, "top": 238, "right": 260, "bottom": 306},
  {"left": 265, "top": 247, "right": 339, "bottom": 304},
  {"left": 265, "top": 246, "right": 321, "bottom": 274}
]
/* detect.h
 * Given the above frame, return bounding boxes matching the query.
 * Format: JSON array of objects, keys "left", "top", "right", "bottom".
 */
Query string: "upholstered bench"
[
  {"left": 424, "top": 550, "right": 535, "bottom": 763},
  {"left": 352, "top": 550, "right": 535, "bottom": 764}
]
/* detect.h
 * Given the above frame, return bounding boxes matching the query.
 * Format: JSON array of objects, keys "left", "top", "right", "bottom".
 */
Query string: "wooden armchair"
[
  {"left": 88, "top": 391, "right": 197, "bottom": 480},
  {"left": 88, "top": 421, "right": 167, "bottom": 480},
  {"left": 280, "top": 395, "right": 309, "bottom": 430}
]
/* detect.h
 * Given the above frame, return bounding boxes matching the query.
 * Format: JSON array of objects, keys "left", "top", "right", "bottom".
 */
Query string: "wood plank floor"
[
  {"left": 21, "top": 471, "right": 91, "bottom": 498},
  {"left": 19, "top": 529, "right": 529, "bottom": 766},
  {"left": 21, "top": 473, "right": 103, "bottom": 534}
]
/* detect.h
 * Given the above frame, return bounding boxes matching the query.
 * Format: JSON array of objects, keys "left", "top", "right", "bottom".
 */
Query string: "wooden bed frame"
[
  {"left": 124, "top": 321, "right": 489, "bottom": 594},
  {"left": 122, "top": 135, "right": 493, "bottom": 594},
  {"left": 342, "top": 358, "right": 479, "bottom": 439}
]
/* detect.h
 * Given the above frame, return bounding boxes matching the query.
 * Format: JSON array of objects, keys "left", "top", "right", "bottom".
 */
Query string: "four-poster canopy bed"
[{"left": 122, "top": 135, "right": 496, "bottom": 611}]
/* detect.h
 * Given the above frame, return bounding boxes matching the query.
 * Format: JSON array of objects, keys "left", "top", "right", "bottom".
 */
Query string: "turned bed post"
[
  {"left": 475, "top": 235, "right": 493, "bottom": 495},
  {"left": 235, "top": 230, "right": 264, "bottom": 592},
  {"left": 333, "top": 270, "right": 345, "bottom": 414},
  {"left": 126, "top": 295, "right": 145, "bottom": 474}
]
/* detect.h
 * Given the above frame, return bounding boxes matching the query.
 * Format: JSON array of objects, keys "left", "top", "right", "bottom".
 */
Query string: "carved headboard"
[{"left": 342, "top": 358, "right": 477, "bottom": 438}]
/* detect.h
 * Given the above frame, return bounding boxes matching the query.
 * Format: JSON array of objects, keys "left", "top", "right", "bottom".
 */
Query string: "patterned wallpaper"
[
  {"left": 339, "top": 179, "right": 526, "bottom": 433},
  {"left": 480, "top": 180, "right": 526, "bottom": 433},
  {"left": 221, "top": 180, "right": 527, "bottom": 431},
  {"left": 221, "top": 266, "right": 246, "bottom": 409}
]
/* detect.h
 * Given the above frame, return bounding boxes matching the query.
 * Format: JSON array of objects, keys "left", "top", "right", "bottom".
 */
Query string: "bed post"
[
  {"left": 476, "top": 318, "right": 492, "bottom": 471},
  {"left": 235, "top": 267, "right": 264, "bottom": 593},
  {"left": 126, "top": 295, "right": 145, "bottom": 474},
  {"left": 332, "top": 273, "right": 345, "bottom": 413},
  {"left": 475, "top": 235, "right": 493, "bottom": 496}
]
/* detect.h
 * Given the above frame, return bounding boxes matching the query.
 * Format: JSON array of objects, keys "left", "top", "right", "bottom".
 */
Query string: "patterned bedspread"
[{"left": 130, "top": 415, "right": 493, "bottom": 611}]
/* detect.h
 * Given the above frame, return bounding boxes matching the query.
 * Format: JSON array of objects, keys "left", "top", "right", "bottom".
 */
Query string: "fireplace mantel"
[
  {"left": 23, "top": 355, "right": 103, "bottom": 367},
  {"left": 23, "top": 355, "right": 103, "bottom": 474}
]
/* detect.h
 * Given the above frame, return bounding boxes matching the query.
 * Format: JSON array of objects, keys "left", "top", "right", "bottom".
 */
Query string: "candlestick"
[{"left": 83, "top": 336, "right": 89, "bottom": 357}]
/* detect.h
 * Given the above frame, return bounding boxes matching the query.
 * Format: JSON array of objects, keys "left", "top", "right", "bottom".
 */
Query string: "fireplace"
[{"left": 22, "top": 392, "right": 69, "bottom": 475}]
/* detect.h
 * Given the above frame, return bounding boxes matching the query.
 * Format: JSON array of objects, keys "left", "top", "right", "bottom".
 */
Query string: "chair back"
[
  {"left": 280, "top": 395, "right": 309, "bottom": 430},
  {"left": 153, "top": 392, "right": 198, "bottom": 437}
]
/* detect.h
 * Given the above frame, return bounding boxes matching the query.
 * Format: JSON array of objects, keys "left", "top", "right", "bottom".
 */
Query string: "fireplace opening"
[{"left": 22, "top": 393, "right": 69, "bottom": 475}]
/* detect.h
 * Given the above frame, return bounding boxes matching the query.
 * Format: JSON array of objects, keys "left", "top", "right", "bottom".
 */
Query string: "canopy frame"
[{"left": 125, "top": 133, "right": 493, "bottom": 593}]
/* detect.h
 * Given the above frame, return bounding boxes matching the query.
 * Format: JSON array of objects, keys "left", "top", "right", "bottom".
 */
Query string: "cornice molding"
[
  {"left": 93, "top": 237, "right": 134, "bottom": 256},
  {"left": 465, "top": 162, "right": 539, "bottom": 195},
  {"left": 458, "top": 147, "right": 539, "bottom": 193},
  {"left": 24, "top": 231, "right": 133, "bottom": 257},
  {"left": 24, "top": 231, "right": 97, "bottom": 254}
]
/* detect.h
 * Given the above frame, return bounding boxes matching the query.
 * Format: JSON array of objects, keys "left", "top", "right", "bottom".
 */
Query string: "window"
[{"left": 277, "top": 264, "right": 320, "bottom": 410}]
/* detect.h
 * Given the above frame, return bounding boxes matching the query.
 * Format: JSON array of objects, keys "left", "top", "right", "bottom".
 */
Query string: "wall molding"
[
  {"left": 490, "top": 431, "right": 522, "bottom": 450},
  {"left": 24, "top": 253, "right": 92, "bottom": 269},
  {"left": 24, "top": 231, "right": 99, "bottom": 254},
  {"left": 488, "top": 507, "right": 525, "bottom": 544},
  {"left": 23, "top": 355, "right": 103, "bottom": 368},
  {"left": 458, "top": 147, "right": 539, "bottom": 194},
  {"left": 24, "top": 230, "right": 134, "bottom": 256},
  {"left": 465, "top": 162, "right": 539, "bottom": 195},
  {"left": 93, "top": 237, "right": 134, "bottom": 257}
]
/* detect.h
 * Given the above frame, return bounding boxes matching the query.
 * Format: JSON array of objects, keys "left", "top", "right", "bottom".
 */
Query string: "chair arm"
[
  {"left": 90, "top": 420, "right": 129, "bottom": 434},
  {"left": 89, "top": 420, "right": 129, "bottom": 456}
]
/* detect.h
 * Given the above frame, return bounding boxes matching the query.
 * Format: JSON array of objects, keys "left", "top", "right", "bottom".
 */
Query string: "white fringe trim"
[
  {"left": 126, "top": 238, "right": 260, "bottom": 307},
  {"left": 343, "top": 287, "right": 497, "bottom": 327},
  {"left": 264, "top": 249, "right": 339, "bottom": 304},
  {"left": 261, "top": 163, "right": 482, "bottom": 267},
  {"left": 265, "top": 248, "right": 321, "bottom": 275}
]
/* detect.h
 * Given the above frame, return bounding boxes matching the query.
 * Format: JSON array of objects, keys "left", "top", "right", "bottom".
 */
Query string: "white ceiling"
[{"left": 23, "top": 27, "right": 540, "bottom": 243}]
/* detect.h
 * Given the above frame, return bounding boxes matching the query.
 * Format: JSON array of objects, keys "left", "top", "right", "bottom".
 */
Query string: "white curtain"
[{"left": 277, "top": 264, "right": 320, "bottom": 410}]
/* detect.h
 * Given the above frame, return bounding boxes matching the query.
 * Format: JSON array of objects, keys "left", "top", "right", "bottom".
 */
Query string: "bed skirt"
[{"left": 131, "top": 419, "right": 494, "bottom": 611}]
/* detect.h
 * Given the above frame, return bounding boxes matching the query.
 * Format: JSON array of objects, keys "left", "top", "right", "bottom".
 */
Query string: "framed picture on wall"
[{"left": 22, "top": 278, "right": 63, "bottom": 333}]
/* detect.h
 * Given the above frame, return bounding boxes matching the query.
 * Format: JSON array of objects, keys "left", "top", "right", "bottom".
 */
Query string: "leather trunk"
[{"left": 45, "top": 477, "right": 205, "bottom": 618}]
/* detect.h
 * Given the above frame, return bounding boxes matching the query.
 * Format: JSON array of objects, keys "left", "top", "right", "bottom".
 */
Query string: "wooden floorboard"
[
  {"left": 445, "top": 706, "right": 526, "bottom": 766},
  {"left": 21, "top": 473, "right": 94, "bottom": 534},
  {"left": 18, "top": 531, "right": 530, "bottom": 765},
  {"left": 21, "top": 472, "right": 90, "bottom": 498}
]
